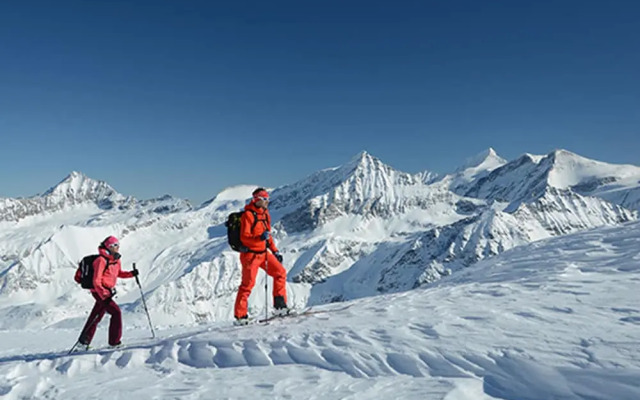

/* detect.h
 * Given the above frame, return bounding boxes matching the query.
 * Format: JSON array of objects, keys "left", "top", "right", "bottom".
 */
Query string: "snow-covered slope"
[
  {"left": 0, "top": 149, "right": 637, "bottom": 330},
  {"left": 0, "top": 219, "right": 638, "bottom": 400}
]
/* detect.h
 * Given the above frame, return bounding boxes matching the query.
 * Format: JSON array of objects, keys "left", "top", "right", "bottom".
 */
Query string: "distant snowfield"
[
  {"left": 1, "top": 221, "right": 638, "bottom": 399},
  {"left": 209, "top": 185, "right": 258, "bottom": 202}
]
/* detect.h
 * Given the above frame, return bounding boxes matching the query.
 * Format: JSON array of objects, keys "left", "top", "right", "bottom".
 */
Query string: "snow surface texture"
[
  {"left": 0, "top": 219, "right": 638, "bottom": 399},
  {"left": 0, "top": 148, "right": 639, "bottom": 398}
]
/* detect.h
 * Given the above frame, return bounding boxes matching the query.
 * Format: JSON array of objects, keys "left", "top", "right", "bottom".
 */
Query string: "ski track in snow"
[{"left": 1, "top": 223, "right": 640, "bottom": 399}]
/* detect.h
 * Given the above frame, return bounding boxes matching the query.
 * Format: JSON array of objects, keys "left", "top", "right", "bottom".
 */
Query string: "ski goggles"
[{"left": 253, "top": 189, "right": 269, "bottom": 201}]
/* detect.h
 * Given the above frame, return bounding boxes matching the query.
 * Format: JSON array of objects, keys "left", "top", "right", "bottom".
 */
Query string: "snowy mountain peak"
[
  {"left": 339, "top": 150, "right": 432, "bottom": 186},
  {"left": 271, "top": 151, "right": 404, "bottom": 210},
  {"left": 458, "top": 148, "right": 640, "bottom": 213},
  {"left": 521, "top": 153, "right": 544, "bottom": 163},
  {"left": 352, "top": 149, "right": 372, "bottom": 161},
  {"left": 0, "top": 172, "right": 129, "bottom": 222},
  {"left": 551, "top": 148, "right": 576, "bottom": 157},
  {"left": 543, "top": 149, "right": 640, "bottom": 209},
  {"left": 544, "top": 148, "right": 638, "bottom": 175},
  {"left": 546, "top": 148, "right": 595, "bottom": 167},
  {"left": 447, "top": 148, "right": 508, "bottom": 194},
  {"left": 457, "top": 147, "right": 506, "bottom": 172},
  {"left": 42, "top": 171, "right": 123, "bottom": 204},
  {"left": 45, "top": 171, "right": 105, "bottom": 195},
  {"left": 344, "top": 150, "right": 386, "bottom": 173},
  {"left": 272, "top": 150, "right": 437, "bottom": 233}
]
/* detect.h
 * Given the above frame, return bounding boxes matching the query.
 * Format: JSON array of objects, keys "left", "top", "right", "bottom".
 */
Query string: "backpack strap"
[
  {"left": 95, "top": 251, "right": 110, "bottom": 269},
  {"left": 252, "top": 210, "right": 271, "bottom": 233},
  {"left": 249, "top": 210, "right": 259, "bottom": 231},
  {"left": 246, "top": 210, "right": 271, "bottom": 254},
  {"left": 101, "top": 254, "right": 110, "bottom": 270}
]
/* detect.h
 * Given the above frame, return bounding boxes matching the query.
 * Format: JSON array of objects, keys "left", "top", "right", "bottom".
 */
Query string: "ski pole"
[
  {"left": 133, "top": 263, "right": 155, "bottom": 338},
  {"left": 264, "top": 255, "right": 269, "bottom": 322}
]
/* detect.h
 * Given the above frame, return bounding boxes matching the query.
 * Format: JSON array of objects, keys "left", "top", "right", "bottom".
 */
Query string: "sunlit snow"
[{"left": 0, "top": 149, "right": 639, "bottom": 399}]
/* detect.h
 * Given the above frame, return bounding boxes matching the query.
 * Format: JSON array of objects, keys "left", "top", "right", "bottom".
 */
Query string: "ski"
[
  {"left": 258, "top": 308, "right": 307, "bottom": 323},
  {"left": 216, "top": 304, "right": 352, "bottom": 330},
  {"left": 68, "top": 339, "right": 158, "bottom": 355},
  {"left": 258, "top": 304, "right": 352, "bottom": 323}
]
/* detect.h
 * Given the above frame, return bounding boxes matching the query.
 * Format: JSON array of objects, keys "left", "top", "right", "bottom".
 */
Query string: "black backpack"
[
  {"left": 74, "top": 255, "right": 107, "bottom": 289},
  {"left": 225, "top": 210, "right": 263, "bottom": 252}
]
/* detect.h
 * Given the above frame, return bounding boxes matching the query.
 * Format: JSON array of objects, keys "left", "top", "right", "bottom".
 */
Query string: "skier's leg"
[
  {"left": 264, "top": 252, "right": 287, "bottom": 306},
  {"left": 234, "top": 253, "right": 261, "bottom": 318},
  {"left": 80, "top": 293, "right": 108, "bottom": 345},
  {"left": 104, "top": 299, "right": 122, "bottom": 346}
]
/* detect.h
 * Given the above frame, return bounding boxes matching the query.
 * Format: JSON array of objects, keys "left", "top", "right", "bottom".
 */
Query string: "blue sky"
[{"left": 1, "top": 1, "right": 638, "bottom": 204}]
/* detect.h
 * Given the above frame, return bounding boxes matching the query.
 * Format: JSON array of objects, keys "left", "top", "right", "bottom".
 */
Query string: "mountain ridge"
[{"left": 0, "top": 148, "right": 638, "bottom": 328}]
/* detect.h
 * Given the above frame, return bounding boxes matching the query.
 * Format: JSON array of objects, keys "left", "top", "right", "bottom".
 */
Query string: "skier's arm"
[
  {"left": 240, "top": 212, "right": 258, "bottom": 241},
  {"left": 92, "top": 257, "right": 110, "bottom": 300},
  {"left": 267, "top": 237, "right": 278, "bottom": 254},
  {"left": 266, "top": 213, "right": 278, "bottom": 253},
  {"left": 118, "top": 269, "right": 134, "bottom": 278}
]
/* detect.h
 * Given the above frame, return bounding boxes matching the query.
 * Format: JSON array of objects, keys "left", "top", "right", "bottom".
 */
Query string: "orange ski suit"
[{"left": 233, "top": 201, "right": 287, "bottom": 318}]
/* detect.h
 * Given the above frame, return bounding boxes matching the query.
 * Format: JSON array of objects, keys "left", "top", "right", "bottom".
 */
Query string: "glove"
[
  {"left": 260, "top": 231, "right": 270, "bottom": 241},
  {"left": 131, "top": 269, "right": 139, "bottom": 277},
  {"left": 106, "top": 287, "right": 116, "bottom": 300},
  {"left": 274, "top": 252, "right": 283, "bottom": 263}
]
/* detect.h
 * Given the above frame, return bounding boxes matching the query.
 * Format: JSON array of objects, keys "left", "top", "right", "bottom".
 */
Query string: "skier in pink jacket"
[{"left": 76, "top": 236, "right": 138, "bottom": 350}]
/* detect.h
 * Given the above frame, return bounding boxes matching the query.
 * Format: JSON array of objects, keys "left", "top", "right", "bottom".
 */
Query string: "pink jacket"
[{"left": 90, "top": 246, "right": 134, "bottom": 300}]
